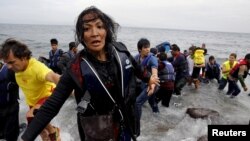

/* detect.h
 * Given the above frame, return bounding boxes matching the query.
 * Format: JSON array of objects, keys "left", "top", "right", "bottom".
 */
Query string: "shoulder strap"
[
  {"left": 81, "top": 56, "right": 124, "bottom": 121},
  {"left": 83, "top": 58, "right": 116, "bottom": 104},
  {"left": 142, "top": 54, "right": 152, "bottom": 67}
]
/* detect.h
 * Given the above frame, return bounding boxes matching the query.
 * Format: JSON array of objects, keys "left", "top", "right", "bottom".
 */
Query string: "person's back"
[
  {"left": 156, "top": 52, "right": 175, "bottom": 107},
  {"left": 193, "top": 48, "right": 205, "bottom": 66},
  {"left": 57, "top": 41, "right": 78, "bottom": 74},
  {"left": 191, "top": 47, "right": 205, "bottom": 89},
  {"left": 49, "top": 38, "right": 63, "bottom": 74},
  {"left": 157, "top": 53, "right": 175, "bottom": 82},
  {"left": 0, "top": 62, "right": 19, "bottom": 141}
]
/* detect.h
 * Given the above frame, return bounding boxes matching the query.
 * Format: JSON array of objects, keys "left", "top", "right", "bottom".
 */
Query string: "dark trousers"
[
  {"left": 228, "top": 79, "right": 241, "bottom": 96},
  {"left": 155, "top": 88, "right": 173, "bottom": 107},
  {"left": 174, "top": 77, "right": 187, "bottom": 95},
  {"left": 218, "top": 77, "right": 227, "bottom": 90},
  {"left": 192, "top": 67, "right": 202, "bottom": 79},
  {"left": 218, "top": 77, "right": 234, "bottom": 94}
]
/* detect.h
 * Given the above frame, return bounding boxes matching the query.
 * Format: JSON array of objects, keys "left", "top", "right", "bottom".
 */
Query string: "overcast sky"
[{"left": 0, "top": 0, "right": 250, "bottom": 33}]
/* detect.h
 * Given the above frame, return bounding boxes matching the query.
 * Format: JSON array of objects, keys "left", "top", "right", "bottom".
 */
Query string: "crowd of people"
[{"left": 0, "top": 6, "right": 250, "bottom": 141}]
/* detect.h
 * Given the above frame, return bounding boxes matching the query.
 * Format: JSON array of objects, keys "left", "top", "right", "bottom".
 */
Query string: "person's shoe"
[
  {"left": 230, "top": 95, "right": 236, "bottom": 99},
  {"left": 248, "top": 93, "right": 250, "bottom": 96},
  {"left": 226, "top": 91, "right": 234, "bottom": 95},
  {"left": 49, "top": 127, "right": 61, "bottom": 141},
  {"left": 152, "top": 112, "right": 160, "bottom": 118}
]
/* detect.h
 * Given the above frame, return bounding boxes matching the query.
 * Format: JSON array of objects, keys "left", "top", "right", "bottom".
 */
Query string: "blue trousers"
[{"left": 136, "top": 87, "right": 159, "bottom": 120}]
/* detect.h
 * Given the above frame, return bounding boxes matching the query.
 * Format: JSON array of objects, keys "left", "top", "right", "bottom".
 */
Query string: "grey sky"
[{"left": 0, "top": 0, "right": 250, "bottom": 33}]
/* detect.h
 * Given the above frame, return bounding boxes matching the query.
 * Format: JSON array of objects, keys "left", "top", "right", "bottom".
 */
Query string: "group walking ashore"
[{"left": 0, "top": 6, "right": 250, "bottom": 141}]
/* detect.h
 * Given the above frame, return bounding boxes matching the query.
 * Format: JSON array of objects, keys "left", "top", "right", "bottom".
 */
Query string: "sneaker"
[{"left": 49, "top": 127, "right": 61, "bottom": 141}]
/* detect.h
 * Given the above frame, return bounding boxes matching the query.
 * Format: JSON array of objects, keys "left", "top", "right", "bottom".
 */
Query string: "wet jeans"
[
  {"left": 218, "top": 77, "right": 227, "bottom": 90},
  {"left": 174, "top": 77, "right": 187, "bottom": 95},
  {"left": 135, "top": 84, "right": 159, "bottom": 136},
  {"left": 135, "top": 86, "right": 159, "bottom": 120},
  {"left": 228, "top": 79, "right": 241, "bottom": 96}
]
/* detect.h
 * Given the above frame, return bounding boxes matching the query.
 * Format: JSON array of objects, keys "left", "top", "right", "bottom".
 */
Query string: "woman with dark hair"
[{"left": 21, "top": 6, "right": 158, "bottom": 141}]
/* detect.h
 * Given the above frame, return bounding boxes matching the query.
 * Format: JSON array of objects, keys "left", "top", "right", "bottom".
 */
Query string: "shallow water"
[
  {"left": 18, "top": 79, "right": 250, "bottom": 141},
  {"left": 1, "top": 24, "right": 249, "bottom": 141}
]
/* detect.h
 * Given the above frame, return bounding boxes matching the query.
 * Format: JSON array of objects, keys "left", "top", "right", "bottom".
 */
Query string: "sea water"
[{"left": 0, "top": 24, "right": 250, "bottom": 141}]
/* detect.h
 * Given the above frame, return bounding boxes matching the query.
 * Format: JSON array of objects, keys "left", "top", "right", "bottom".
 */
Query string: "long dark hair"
[{"left": 75, "top": 6, "right": 119, "bottom": 47}]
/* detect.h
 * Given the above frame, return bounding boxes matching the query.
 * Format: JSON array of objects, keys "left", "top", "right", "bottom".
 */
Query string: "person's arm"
[
  {"left": 129, "top": 53, "right": 159, "bottom": 84},
  {"left": 21, "top": 72, "right": 75, "bottom": 141},
  {"left": 147, "top": 56, "right": 159, "bottom": 96},
  {"left": 147, "top": 67, "right": 158, "bottom": 96},
  {"left": 45, "top": 71, "right": 61, "bottom": 84},
  {"left": 238, "top": 65, "right": 247, "bottom": 91}
]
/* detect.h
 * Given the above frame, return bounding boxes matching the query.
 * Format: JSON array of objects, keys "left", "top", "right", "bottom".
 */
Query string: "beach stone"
[
  {"left": 197, "top": 135, "right": 207, "bottom": 141},
  {"left": 186, "top": 108, "right": 219, "bottom": 119}
]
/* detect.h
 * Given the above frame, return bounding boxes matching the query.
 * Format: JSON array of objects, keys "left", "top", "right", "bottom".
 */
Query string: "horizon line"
[{"left": 0, "top": 22, "right": 249, "bottom": 35}]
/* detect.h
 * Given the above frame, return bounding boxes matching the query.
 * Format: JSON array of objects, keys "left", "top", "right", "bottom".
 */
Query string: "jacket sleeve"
[{"left": 21, "top": 72, "right": 75, "bottom": 141}]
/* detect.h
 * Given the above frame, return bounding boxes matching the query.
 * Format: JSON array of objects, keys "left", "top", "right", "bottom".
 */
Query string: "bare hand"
[
  {"left": 243, "top": 86, "right": 248, "bottom": 91},
  {"left": 148, "top": 75, "right": 160, "bottom": 86},
  {"left": 147, "top": 84, "right": 156, "bottom": 96}
]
